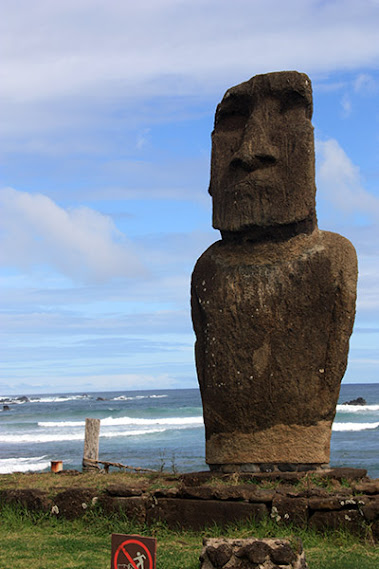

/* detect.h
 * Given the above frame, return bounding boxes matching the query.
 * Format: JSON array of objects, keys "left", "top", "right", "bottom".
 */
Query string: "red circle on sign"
[{"left": 113, "top": 538, "right": 153, "bottom": 569}]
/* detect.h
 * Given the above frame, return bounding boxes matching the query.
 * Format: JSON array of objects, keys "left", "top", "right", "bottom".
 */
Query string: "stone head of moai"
[
  {"left": 191, "top": 71, "right": 358, "bottom": 473},
  {"left": 209, "top": 71, "right": 317, "bottom": 237}
]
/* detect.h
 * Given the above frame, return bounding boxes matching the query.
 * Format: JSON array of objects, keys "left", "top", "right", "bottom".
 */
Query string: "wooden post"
[{"left": 82, "top": 418, "right": 101, "bottom": 471}]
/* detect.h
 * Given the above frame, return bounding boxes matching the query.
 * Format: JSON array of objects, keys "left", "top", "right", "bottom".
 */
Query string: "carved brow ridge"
[{"left": 216, "top": 87, "right": 311, "bottom": 123}]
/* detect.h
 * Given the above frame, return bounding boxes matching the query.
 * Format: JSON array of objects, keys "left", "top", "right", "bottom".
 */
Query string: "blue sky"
[{"left": 1, "top": 0, "right": 378, "bottom": 394}]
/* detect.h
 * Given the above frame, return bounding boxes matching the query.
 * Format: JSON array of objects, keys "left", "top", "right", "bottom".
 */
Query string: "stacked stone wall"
[{"left": 0, "top": 469, "right": 378, "bottom": 542}]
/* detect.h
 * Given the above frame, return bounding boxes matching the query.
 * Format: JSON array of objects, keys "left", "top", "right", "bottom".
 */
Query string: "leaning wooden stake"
[{"left": 82, "top": 418, "right": 101, "bottom": 471}]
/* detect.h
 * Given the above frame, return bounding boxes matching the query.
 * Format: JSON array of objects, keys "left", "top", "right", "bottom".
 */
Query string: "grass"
[
  {"left": 0, "top": 505, "right": 378, "bottom": 569},
  {"left": 0, "top": 469, "right": 366, "bottom": 496}
]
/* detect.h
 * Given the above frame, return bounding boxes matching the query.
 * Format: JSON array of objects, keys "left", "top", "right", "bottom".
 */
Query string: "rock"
[
  {"left": 105, "top": 484, "right": 146, "bottom": 497},
  {"left": 342, "top": 397, "right": 367, "bottom": 406},
  {"left": 2, "top": 405, "right": 10, "bottom": 411},
  {"left": 53, "top": 488, "right": 98, "bottom": 520},
  {"left": 309, "top": 509, "right": 365, "bottom": 535},
  {"left": 200, "top": 538, "right": 308, "bottom": 569},
  {"left": 326, "top": 467, "right": 368, "bottom": 481},
  {"left": 16, "top": 396, "right": 29, "bottom": 403},
  {"left": 236, "top": 541, "right": 273, "bottom": 564},
  {"left": 361, "top": 496, "right": 379, "bottom": 522},
  {"left": 191, "top": 71, "right": 357, "bottom": 471},
  {"left": 147, "top": 498, "right": 267, "bottom": 530},
  {"left": 96, "top": 397, "right": 107, "bottom": 401},
  {"left": 0, "top": 489, "right": 52, "bottom": 512},
  {"left": 99, "top": 495, "right": 150, "bottom": 524},
  {"left": 206, "top": 544, "right": 233, "bottom": 568},
  {"left": 353, "top": 480, "right": 379, "bottom": 494},
  {"left": 271, "top": 496, "right": 308, "bottom": 527}
]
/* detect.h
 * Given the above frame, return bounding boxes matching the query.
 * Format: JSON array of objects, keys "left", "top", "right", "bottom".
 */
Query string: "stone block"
[
  {"left": 0, "top": 489, "right": 52, "bottom": 513},
  {"left": 361, "top": 496, "right": 379, "bottom": 522},
  {"left": 271, "top": 496, "right": 308, "bottom": 527},
  {"left": 309, "top": 509, "right": 365, "bottom": 535},
  {"left": 147, "top": 498, "right": 267, "bottom": 530},
  {"left": 200, "top": 537, "right": 308, "bottom": 569},
  {"left": 106, "top": 484, "right": 145, "bottom": 497},
  {"left": 98, "top": 495, "right": 149, "bottom": 524},
  {"left": 53, "top": 488, "right": 98, "bottom": 520}
]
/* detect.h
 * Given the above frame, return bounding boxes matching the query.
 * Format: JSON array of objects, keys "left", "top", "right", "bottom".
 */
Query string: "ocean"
[{"left": 0, "top": 384, "right": 378, "bottom": 478}]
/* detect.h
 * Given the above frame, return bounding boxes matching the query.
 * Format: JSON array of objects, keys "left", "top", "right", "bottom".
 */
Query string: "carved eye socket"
[
  {"left": 215, "top": 94, "right": 252, "bottom": 132},
  {"left": 280, "top": 91, "right": 308, "bottom": 114},
  {"left": 216, "top": 112, "right": 248, "bottom": 131}
]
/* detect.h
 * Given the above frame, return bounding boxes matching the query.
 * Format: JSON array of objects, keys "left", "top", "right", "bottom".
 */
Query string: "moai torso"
[{"left": 191, "top": 72, "right": 357, "bottom": 472}]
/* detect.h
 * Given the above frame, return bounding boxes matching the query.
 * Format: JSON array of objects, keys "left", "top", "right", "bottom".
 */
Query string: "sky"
[{"left": 0, "top": 0, "right": 379, "bottom": 395}]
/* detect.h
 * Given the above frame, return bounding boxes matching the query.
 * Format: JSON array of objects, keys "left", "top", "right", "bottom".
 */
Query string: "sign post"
[{"left": 111, "top": 534, "right": 157, "bottom": 569}]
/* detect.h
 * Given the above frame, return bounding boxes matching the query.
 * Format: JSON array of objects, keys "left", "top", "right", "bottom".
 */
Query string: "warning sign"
[{"left": 111, "top": 534, "right": 157, "bottom": 569}]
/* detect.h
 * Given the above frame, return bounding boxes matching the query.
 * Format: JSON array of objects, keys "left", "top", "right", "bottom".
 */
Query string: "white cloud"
[
  {"left": 354, "top": 73, "right": 378, "bottom": 95},
  {"left": 1, "top": 1, "right": 379, "bottom": 104},
  {"left": 316, "top": 138, "right": 379, "bottom": 219},
  {"left": 0, "top": 187, "right": 146, "bottom": 282},
  {"left": 341, "top": 94, "right": 352, "bottom": 117},
  {"left": 0, "top": 372, "right": 181, "bottom": 395}
]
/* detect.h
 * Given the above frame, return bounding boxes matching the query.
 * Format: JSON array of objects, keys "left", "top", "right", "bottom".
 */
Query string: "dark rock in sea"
[
  {"left": 342, "top": 397, "right": 367, "bottom": 406},
  {"left": 17, "top": 396, "right": 30, "bottom": 403},
  {"left": 96, "top": 397, "right": 107, "bottom": 401},
  {"left": 2, "top": 405, "right": 10, "bottom": 411}
]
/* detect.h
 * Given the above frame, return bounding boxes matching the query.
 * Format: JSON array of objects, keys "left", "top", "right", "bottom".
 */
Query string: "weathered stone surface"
[
  {"left": 53, "top": 488, "right": 98, "bottom": 519},
  {"left": 215, "top": 486, "right": 275, "bottom": 503},
  {"left": 179, "top": 484, "right": 274, "bottom": 503},
  {"left": 152, "top": 486, "right": 180, "bottom": 498},
  {"left": 271, "top": 496, "right": 308, "bottom": 527},
  {"left": 200, "top": 538, "right": 308, "bottom": 569},
  {"left": 206, "top": 543, "right": 233, "bottom": 568},
  {"left": 308, "top": 495, "right": 353, "bottom": 511},
  {"left": 191, "top": 70, "right": 358, "bottom": 470},
  {"left": 353, "top": 480, "right": 379, "bottom": 494},
  {"left": 361, "top": 496, "right": 379, "bottom": 522},
  {"left": 106, "top": 484, "right": 146, "bottom": 497},
  {"left": 308, "top": 509, "right": 365, "bottom": 534},
  {"left": 99, "top": 495, "right": 149, "bottom": 523},
  {"left": 342, "top": 397, "right": 366, "bottom": 406},
  {"left": 209, "top": 72, "right": 315, "bottom": 232},
  {"left": 147, "top": 498, "right": 267, "bottom": 530},
  {"left": 324, "top": 467, "right": 367, "bottom": 481},
  {"left": 0, "top": 489, "right": 52, "bottom": 512},
  {"left": 178, "top": 485, "right": 217, "bottom": 500}
]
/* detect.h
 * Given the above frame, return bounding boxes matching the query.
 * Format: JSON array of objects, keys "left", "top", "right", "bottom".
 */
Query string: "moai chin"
[{"left": 191, "top": 71, "right": 357, "bottom": 472}]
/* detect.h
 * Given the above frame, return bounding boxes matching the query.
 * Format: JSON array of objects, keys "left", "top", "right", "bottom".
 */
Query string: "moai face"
[{"left": 209, "top": 71, "right": 317, "bottom": 232}]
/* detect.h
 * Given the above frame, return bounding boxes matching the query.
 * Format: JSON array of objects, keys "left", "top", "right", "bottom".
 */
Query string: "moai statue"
[{"left": 191, "top": 71, "right": 357, "bottom": 472}]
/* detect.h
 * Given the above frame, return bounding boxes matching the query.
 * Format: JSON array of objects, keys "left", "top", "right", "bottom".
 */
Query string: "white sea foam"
[
  {"left": 112, "top": 394, "right": 168, "bottom": 401},
  {"left": 0, "top": 456, "right": 50, "bottom": 474},
  {"left": 29, "top": 395, "right": 90, "bottom": 403},
  {"left": 332, "top": 422, "right": 379, "bottom": 432},
  {"left": 38, "top": 415, "right": 203, "bottom": 428},
  {"left": 0, "top": 428, "right": 167, "bottom": 444},
  {"left": 336, "top": 404, "right": 379, "bottom": 413}
]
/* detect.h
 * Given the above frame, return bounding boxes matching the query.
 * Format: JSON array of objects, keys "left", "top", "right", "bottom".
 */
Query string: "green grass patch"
[{"left": 0, "top": 505, "right": 378, "bottom": 569}]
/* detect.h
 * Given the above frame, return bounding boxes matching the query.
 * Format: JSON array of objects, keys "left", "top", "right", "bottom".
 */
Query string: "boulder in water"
[{"left": 342, "top": 397, "right": 367, "bottom": 406}]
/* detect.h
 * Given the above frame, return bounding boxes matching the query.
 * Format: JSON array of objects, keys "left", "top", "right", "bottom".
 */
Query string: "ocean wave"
[
  {"left": 29, "top": 395, "right": 91, "bottom": 403},
  {"left": 336, "top": 404, "right": 379, "bottom": 413},
  {"left": 332, "top": 421, "right": 379, "bottom": 432},
  {"left": 112, "top": 394, "right": 168, "bottom": 401},
  {"left": 0, "top": 395, "right": 91, "bottom": 405},
  {"left": 0, "top": 456, "right": 50, "bottom": 474},
  {"left": 0, "top": 428, "right": 167, "bottom": 444},
  {"left": 38, "top": 415, "right": 204, "bottom": 428}
]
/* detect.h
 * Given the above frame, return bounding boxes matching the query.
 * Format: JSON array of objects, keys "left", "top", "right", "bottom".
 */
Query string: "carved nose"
[{"left": 230, "top": 135, "right": 278, "bottom": 172}]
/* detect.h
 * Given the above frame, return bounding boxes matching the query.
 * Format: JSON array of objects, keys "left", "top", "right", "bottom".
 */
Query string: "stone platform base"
[
  {"left": 200, "top": 537, "right": 308, "bottom": 569},
  {"left": 209, "top": 463, "right": 330, "bottom": 473}
]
